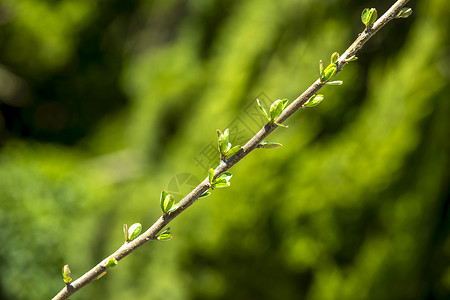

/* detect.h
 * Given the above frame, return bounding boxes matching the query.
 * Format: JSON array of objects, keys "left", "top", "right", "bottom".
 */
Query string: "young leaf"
[
  {"left": 269, "top": 99, "right": 283, "bottom": 122},
  {"left": 199, "top": 191, "right": 211, "bottom": 198},
  {"left": 346, "top": 55, "right": 358, "bottom": 62},
  {"left": 326, "top": 80, "right": 343, "bottom": 86},
  {"left": 304, "top": 94, "right": 324, "bottom": 108},
  {"left": 212, "top": 172, "right": 233, "bottom": 189},
  {"left": 160, "top": 191, "right": 175, "bottom": 215},
  {"left": 105, "top": 258, "right": 118, "bottom": 268},
  {"left": 127, "top": 223, "right": 142, "bottom": 242},
  {"left": 62, "top": 265, "right": 72, "bottom": 284},
  {"left": 212, "top": 180, "right": 230, "bottom": 188},
  {"left": 217, "top": 128, "right": 230, "bottom": 156},
  {"left": 331, "top": 52, "right": 339, "bottom": 64},
  {"left": 208, "top": 168, "right": 214, "bottom": 186},
  {"left": 217, "top": 172, "right": 232, "bottom": 181},
  {"left": 323, "top": 64, "right": 337, "bottom": 82},
  {"left": 225, "top": 145, "right": 242, "bottom": 160},
  {"left": 157, "top": 228, "right": 173, "bottom": 241},
  {"left": 274, "top": 122, "right": 288, "bottom": 128},
  {"left": 361, "top": 8, "right": 377, "bottom": 28},
  {"left": 396, "top": 7, "right": 412, "bottom": 18},
  {"left": 168, "top": 202, "right": 181, "bottom": 213},
  {"left": 96, "top": 271, "right": 107, "bottom": 280},
  {"left": 157, "top": 232, "right": 173, "bottom": 240},
  {"left": 269, "top": 99, "right": 289, "bottom": 125},
  {"left": 257, "top": 141, "right": 283, "bottom": 149},
  {"left": 256, "top": 98, "right": 269, "bottom": 120}
]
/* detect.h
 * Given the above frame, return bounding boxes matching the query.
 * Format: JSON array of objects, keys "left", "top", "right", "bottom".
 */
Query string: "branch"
[{"left": 52, "top": 1, "right": 411, "bottom": 299}]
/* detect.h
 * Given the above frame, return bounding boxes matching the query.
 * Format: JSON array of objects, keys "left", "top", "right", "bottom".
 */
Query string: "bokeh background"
[{"left": 1, "top": 0, "right": 449, "bottom": 299}]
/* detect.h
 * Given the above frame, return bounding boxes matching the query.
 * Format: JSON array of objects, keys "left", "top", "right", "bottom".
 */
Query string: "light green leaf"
[
  {"left": 127, "top": 223, "right": 142, "bottom": 241},
  {"left": 157, "top": 228, "right": 173, "bottom": 241},
  {"left": 212, "top": 172, "right": 233, "bottom": 189},
  {"left": 326, "top": 80, "right": 343, "bottom": 86},
  {"left": 274, "top": 122, "right": 288, "bottom": 128},
  {"left": 62, "top": 265, "right": 72, "bottom": 284},
  {"left": 217, "top": 128, "right": 230, "bottom": 156},
  {"left": 323, "top": 64, "right": 337, "bottom": 82},
  {"left": 216, "top": 172, "right": 232, "bottom": 181},
  {"left": 269, "top": 99, "right": 283, "bottom": 122},
  {"left": 304, "top": 94, "right": 324, "bottom": 108},
  {"left": 361, "top": 8, "right": 377, "bottom": 28},
  {"left": 96, "top": 271, "right": 107, "bottom": 280},
  {"left": 199, "top": 191, "right": 211, "bottom": 198},
  {"left": 157, "top": 232, "right": 173, "bottom": 241},
  {"left": 105, "top": 258, "right": 118, "bottom": 268},
  {"left": 168, "top": 202, "right": 181, "bottom": 213},
  {"left": 257, "top": 141, "right": 283, "bottom": 149},
  {"left": 208, "top": 168, "right": 214, "bottom": 186},
  {"left": 160, "top": 190, "right": 174, "bottom": 214},
  {"left": 212, "top": 180, "right": 230, "bottom": 188},
  {"left": 256, "top": 98, "right": 269, "bottom": 120},
  {"left": 269, "top": 99, "right": 288, "bottom": 124},
  {"left": 396, "top": 7, "right": 412, "bottom": 18},
  {"left": 331, "top": 52, "right": 339, "bottom": 64},
  {"left": 225, "top": 145, "right": 242, "bottom": 160}
]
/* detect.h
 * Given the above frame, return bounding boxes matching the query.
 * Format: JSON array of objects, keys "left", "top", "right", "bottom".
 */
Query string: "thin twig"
[{"left": 52, "top": 1, "right": 410, "bottom": 299}]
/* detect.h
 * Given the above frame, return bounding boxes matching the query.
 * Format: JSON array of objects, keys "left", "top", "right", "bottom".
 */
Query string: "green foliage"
[
  {"left": 396, "top": 7, "right": 413, "bottom": 18},
  {"left": 105, "top": 258, "right": 118, "bottom": 268},
  {"left": 127, "top": 223, "right": 142, "bottom": 242},
  {"left": 157, "top": 228, "right": 173, "bottom": 241},
  {"left": 217, "top": 129, "right": 243, "bottom": 160},
  {"left": 257, "top": 98, "right": 289, "bottom": 127},
  {"left": 304, "top": 94, "right": 324, "bottom": 107},
  {"left": 211, "top": 172, "right": 233, "bottom": 189},
  {"left": 361, "top": 8, "right": 378, "bottom": 28},
  {"left": 257, "top": 141, "right": 283, "bottom": 149},
  {"left": 160, "top": 191, "right": 178, "bottom": 215}
]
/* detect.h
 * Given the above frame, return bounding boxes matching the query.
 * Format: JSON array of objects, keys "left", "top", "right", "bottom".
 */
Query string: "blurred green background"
[{"left": 0, "top": 0, "right": 449, "bottom": 299}]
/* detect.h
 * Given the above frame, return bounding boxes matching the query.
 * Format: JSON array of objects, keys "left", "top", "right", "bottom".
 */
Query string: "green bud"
[
  {"left": 331, "top": 52, "right": 339, "bottom": 64},
  {"left": 304, "top": 94, "right": 324, "bottom": 108},
  {"left": 396, "top": 7, "right": 412, "bottom": 18},
  {"left": 105, "top": 257, "right": 118, "bottom": 268},
  {"left": 323, "top": 64, "right": 337, "bottom": 82},
  {"left": 160, "top": 191, "right": 175, "bottom": 215},
  {"left": 212, "top": 172, "right": 233, "bottom": 189},
  {"left": 62, "top": 265, "right": 72, "bottom": 284},
  {"left": 217, "top": 129, "right": 230, "bottom": 157},
  {"left": 257, "top": 141, "right": 283, "bottom": 149},
  {"left": 168, "top": 203, "right": 180, "bottom": 213},
  {"left": 225, "top": 145, "right": 242, "bottom": 160},
  {"left": 96, "top": 271, "right": 107, "bottom": 280},
  {"left": 268, "top": 99, "right": 289, "bottom": 128},
  {"left": 361, "top": 8, "right": 377, "bottom": 28},
  {"left": 127, "top": 223, "right": 142, "bottom": 241},
  {"left": 157, "top": 228, "right": 173, "bottom": 241},
  {"left": 346, "top": 55, "right": 358, "bottom": 62}
]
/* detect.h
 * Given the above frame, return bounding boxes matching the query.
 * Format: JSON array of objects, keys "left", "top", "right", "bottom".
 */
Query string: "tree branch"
[{"left": 52, "top": 1, "right": 410, "bottom": 299}]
